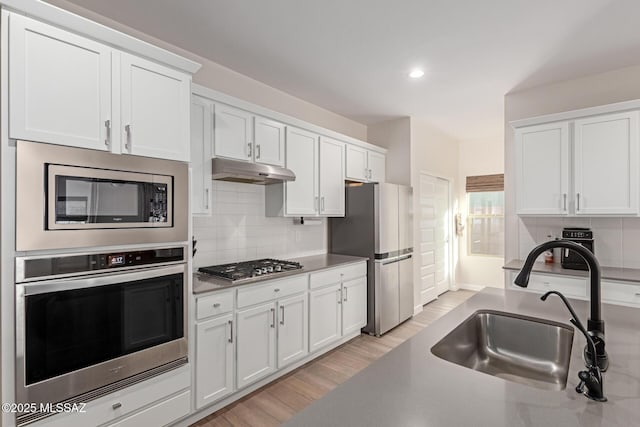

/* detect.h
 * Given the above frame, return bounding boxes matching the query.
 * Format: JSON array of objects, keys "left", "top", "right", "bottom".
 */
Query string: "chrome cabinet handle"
[
  {"left": 274, "top": 288, "right": 280, "bottom": 292},
  {"left": 364, "top": 168, "right": 368, "bottom": 179},
  {"left": 337, "top": 289, "right": 342, "bottom": 305},
  {"left": 112, "top": 402, "right": 122, "bottom": 410},
  {"left": 280, "top": 305, "right": 285, "bottom": 325},
  {"left": 563, "top": 193, "right": 567, "bottom": 211},
  {"left": 256, "top": 144, "right": 261, "bottom": 159},
  {"left": 270, "top": 307, "right": 275, "bottom": 328},
  {"left": 228, "top": 320, "right": 233, "bottom": 343},
  {"left": 213, "top": 302, "right": 220, "bottom": 308},
  {"left": 314, "top": 196, "right": 319, "bottom": 211},
  {"left": 343, "top": 286, "right": 348, "bottom": 302},
  {"left": 248, "top": 143, "right": 252, "bottom": 158},
  {"left": 368, "top": 169, "right": 372, "bottom": 179},
  {"left": 124, "top": 124, "right": 132, "bottom": 151},
  {"left": 205, "top": 188, "right": 210, "bottom": 210},
  {"left": 576, "top": 193, "right": 581, "bottom": 211},
  {"left": 321, "top": 196, "right": 325, "bottom": 212},
  {"left": 104, "top": 120, "right": 111, "bottom": 147}
]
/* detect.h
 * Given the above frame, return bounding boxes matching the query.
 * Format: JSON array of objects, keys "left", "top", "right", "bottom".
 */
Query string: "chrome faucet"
[{"left": 514, "top": 240, "right": 609, "bottom": 371}]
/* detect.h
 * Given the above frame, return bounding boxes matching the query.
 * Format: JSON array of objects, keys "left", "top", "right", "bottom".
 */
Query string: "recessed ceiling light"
[{"left": 409, "top": 69, "right": 424, "bottom": 79}]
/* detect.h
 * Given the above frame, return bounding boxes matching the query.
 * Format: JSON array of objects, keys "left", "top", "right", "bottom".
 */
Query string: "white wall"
[
  {"left": 47, "top": 0, "right": 368, "bottom": 141},
  {"left": 505, "top": 63, "right": 640, "bottom": 267},
  {"left": 193, "top": 181, "right": 326, "bottom": 268},
  {"left": 368, "top": 118, "right": 411, "bottom": 186},
  {"left": 457, "top": 136, "right": 505, "bottom": 288},
  {"left": 410, "top": 119, "right": 460, "bottom": 309}
]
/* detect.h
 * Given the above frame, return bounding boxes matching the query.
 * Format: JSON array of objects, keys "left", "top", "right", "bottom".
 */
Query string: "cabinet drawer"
[
  {"left": 107, "top": 390, "right": 190, "bottom": 427},
  {"left": 197, "top": 290, "right": 233, "bottom": 320},
  {"left": 602, "top": 280, "right": 640, "bottom": 306},
  {"left": 511, "top": 272, "right": 587, "bottom": 299},
  {"left": 309, "top": 262, "right": 367, "bottom": 289},
  {"left": 237, "top": 275, "right": 307, "bottom": 308}
]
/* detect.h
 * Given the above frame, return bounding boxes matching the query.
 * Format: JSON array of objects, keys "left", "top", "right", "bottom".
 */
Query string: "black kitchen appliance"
[
  {"left": 199, "top": 258, "right": 303, "bottom": 283},
  {"left": 561, "top": 227, "right": 594, "bottom": 271}
]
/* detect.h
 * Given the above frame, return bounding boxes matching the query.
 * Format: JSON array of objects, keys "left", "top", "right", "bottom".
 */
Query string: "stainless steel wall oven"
[
  {"left": 16, "top": 140, "right": 188, "bottom": 251},
  {"left": 15, "top": 246, "right": 188, "bottom": 424}
]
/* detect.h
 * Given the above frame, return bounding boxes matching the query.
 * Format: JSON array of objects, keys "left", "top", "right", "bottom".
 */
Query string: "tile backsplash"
[
  {"left": 518, "top": 216, "right": 640, "bottom": 268},
  {"left": 193, "top": 181, "right": 327, "bottom": 269}
]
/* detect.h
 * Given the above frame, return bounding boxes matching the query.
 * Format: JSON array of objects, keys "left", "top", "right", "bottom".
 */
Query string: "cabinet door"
[
  {"left": 190, "top": 96, "right": 213, "bottom": 215},
  {"left": 341, "top": 277, "right": 367, "bottom": 336},
  {"left": 319, "top": 137, "right": 345, "bottom": 216},
  {"left": 120, "top": 53, "right": 191, "bottom": 161},
  {"left": 309, "top": 284, "right": 342, "bottom": 353},
  {"left": 213, "top": 104, "right": 253, "bottom": 162},
  {"left": 367, "top": 151, "right": 386, "bottom": 183},
  {"left": 285, "top": 127, "right": 319, "bottom": 215},
  {"left": 254, "top": 116, "right": 285, "bottom": 166},
  {"left": 345, "top": 144, "right": 368, "bottom": 181},
  {"left": 195, "top": 315, "right": 234, "bottom": 408},
  {"left": 515, "top": 122, "right": 570, "bottom": 215},
  {"left": 9, "top": 13, "right": 111, "bottom": 150},
  {"left": 236, "top": 303, "right": 276, "bottom": 389},
  {"left": 574, "top": 111, "right": 639, "bottom": 215},
  {"left": 277, "top": 293, "right": 308, "bottom": 368}
]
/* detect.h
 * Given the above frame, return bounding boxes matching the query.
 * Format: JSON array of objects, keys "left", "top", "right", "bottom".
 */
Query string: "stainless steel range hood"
[{"left": 211, "top": 158, "right": 295, "bottom": 184}]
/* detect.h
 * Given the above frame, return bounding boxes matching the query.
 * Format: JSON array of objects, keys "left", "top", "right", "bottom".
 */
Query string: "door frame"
[{"left": 415, "top": 172, "right": 455, "bottom": 313}]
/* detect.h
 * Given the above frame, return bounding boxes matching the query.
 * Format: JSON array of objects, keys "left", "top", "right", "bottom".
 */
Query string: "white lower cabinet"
[
  {"left": 309, "top": 283, "right": 343, "bottom": 353},
  {"left": 277, "top": 293, "right": 309, "bottom": 368},
  {"left": 236, "top": 302, "right": 277, "bottom": 389},
  {"left": 106, "top": 390, "right": 191, "bottom": 427},
  {"left": 195, "top": 314, "right": 234, "bottom": 408},
  {"left": 341, "top": 277, "right": 367, "bottom": 335}
]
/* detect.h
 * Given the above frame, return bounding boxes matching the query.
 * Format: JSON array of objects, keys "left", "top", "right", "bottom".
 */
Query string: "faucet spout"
[{"left": 515, "top": 240, "right": 608, "bottom": 371}]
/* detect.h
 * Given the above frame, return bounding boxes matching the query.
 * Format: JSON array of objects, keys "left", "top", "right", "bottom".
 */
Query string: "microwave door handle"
[{"left": 22, "top": 264, "right": 185, "bottom": 296}]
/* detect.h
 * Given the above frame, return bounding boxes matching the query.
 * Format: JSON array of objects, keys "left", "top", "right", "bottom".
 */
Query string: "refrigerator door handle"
[{"left": 379, "top": 254, "right": 412, "bottom": 265}]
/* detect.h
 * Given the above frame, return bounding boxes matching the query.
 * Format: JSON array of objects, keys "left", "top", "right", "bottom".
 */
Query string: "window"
[{"left": 467, "top": 191, "right": 504, "bottom": 257}]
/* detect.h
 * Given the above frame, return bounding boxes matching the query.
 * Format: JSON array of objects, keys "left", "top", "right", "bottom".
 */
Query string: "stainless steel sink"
[{"left": 431, "top": 310, "right": 574, "bottom": 391}]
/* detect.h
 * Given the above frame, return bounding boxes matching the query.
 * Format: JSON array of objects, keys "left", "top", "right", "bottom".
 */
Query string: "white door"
[
  {"left": 341, "top": 277, "right": 367, "bottom": 335},
  {"left": 285, "top": 127, "right": 319, "bottom": 216},
  {"left": 9, "top": 13, "right": 111, "bottom": 151},
  {"left": 254, "top": 116, "right": 285, "bottom": 166},
  {"left": 190, "top": 96, "right": 213, "bottom": 215},
  {"left": 236, "top": 303, "right": 276, "bottom": 389},
  {"left": 309, "top": 284, "right": 342, "bottom": 352},
  {"left": 367, "top": 151, "right": 386, "bottom": 183},
  {"left": 195, "top": 314, "right": 234, "bottom": 408},
  {"left": 276, "top": 293, "right": 308, "bottom": 368},
  {"left": 574, "top": 111, "right": 639, "bottom": 215},
  {"left": 419, "top": 174, "right": 451, "bottom": 304},
  {"left": 318, "top": 137, "right": 345, "bottom": 216},
  {"left": 515, "top": 122, "right": 570, "bottom": 215},
  {"left": 213, "top": 104, "right": 253, "bottom": 162},
  {"left": 120, "top": 53, "right": 190, "bottom": 161},
  {"left": 345, "top": 145, "right": 368, "bottom": 181}
]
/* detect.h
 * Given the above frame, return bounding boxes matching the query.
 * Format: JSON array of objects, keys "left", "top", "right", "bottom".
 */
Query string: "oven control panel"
[
  {"left": 18, "top": 247, "right": 185, "bottom": 282},
  {"left": 562, "top": 229, "right": 593, "bottom": 239}
]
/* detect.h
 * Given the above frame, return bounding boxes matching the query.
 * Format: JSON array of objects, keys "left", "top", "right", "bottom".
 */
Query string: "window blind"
[{"left": 465, "top": 174, "right": 504, "bottom": 192}]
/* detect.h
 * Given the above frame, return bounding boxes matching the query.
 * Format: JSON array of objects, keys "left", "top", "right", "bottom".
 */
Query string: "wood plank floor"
[{"left": 192, "top": 290, "right": 476, "bottom": 427}]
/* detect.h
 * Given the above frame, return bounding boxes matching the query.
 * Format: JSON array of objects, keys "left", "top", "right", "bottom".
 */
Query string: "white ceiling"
[{"left": 49, "top": 0, "right": 640, "bottom": 140}]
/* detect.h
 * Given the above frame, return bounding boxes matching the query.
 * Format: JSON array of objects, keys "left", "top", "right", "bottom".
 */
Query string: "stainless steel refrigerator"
[{"left": 329, "top": 183, "right": 413, "bottom": 336}]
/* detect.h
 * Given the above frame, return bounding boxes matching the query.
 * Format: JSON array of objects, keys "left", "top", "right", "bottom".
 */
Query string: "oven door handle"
[{"left": 22, "top": 264, "right": 186, "bottom": 296}]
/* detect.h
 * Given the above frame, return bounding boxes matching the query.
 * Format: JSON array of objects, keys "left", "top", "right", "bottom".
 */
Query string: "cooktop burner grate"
[{"left": 198, "top": 258, "right": 303, "bottom": 282}]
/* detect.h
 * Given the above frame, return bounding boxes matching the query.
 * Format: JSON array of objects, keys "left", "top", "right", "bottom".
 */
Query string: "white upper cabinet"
[
  {"left": 8, "top": 13, "right": 194, "bottom": 161},
  {"left": 254, "top": 116, "right": 285, "bottom": 166},
  {"left": 319, "top": 137, "right": 345, "bottom": 216},
  {"left": 573, "top": 111, "right": 639, "bottom": 215},
  {"left": 190, "top": 95, "right": 213, "bottom": 215},
  {"left": 120, "top": 53, "right": 191, "bottom": 161},
  {"left": 515, "top": 110, "right": 640, "bottom": 216},
  {"left": 283, "top": 127, "right": 319, "bottom": 216},
  {"left": 213, "top": 104, "right": 253, "bottom": 162},
  {"left": 515, "top": 122, "right": 570, "bottom": 215},
  {"left": 9, "top": 13, "right": 111, "bottom": 151},
  {"left": 345, "top": 144, "right": 386, "bottom": 183}
]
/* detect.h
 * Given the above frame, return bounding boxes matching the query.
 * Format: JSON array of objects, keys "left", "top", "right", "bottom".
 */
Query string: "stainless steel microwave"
[{"left": 16, "top": 140, "right": 188, "bottom": 251}]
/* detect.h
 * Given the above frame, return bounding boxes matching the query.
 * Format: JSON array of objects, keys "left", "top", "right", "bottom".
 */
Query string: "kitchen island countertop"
[
  {"left": 193, "top": 253, "right": 367, "bottom": 294},
  {"left": 284, "top": 288, "right": 640, "bottom": 427}
]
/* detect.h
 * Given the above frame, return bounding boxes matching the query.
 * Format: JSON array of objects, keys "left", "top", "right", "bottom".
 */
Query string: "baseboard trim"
[
  {"left": 413, "top": 304, "right": 424, "bottom": 316},
  {"left": 456, "top": 283, "right": 486, "bottom": 292}
]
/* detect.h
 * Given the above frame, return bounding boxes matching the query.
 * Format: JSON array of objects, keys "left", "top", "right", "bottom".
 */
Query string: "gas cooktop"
[{"left": 198, "top": 258, "right": 303, "bottom": 283}]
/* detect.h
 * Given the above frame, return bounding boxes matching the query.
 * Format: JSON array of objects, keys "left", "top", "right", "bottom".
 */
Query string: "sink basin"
[{"left": 431, "top": 310, "right": 574, "bottom": 391}]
